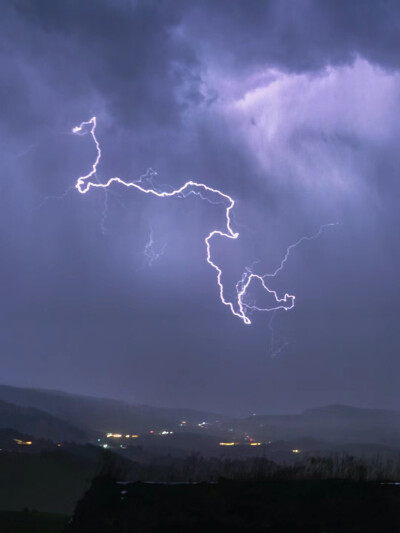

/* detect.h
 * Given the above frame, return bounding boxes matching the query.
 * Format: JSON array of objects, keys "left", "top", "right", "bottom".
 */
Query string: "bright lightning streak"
[
  {"left": 73, "top": 117, "right": 336, "bottom": 325},
  {"left": 239, "top": 222, "right": 339, "bottom": 315},
  {"left": 264, "top": 223, "right": 338, "bottom": 278}
]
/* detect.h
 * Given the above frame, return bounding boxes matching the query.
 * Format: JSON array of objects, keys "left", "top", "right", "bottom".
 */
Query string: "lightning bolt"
[
  {"left": 73, "top": 117, "right": 336, "bottom": 325},
  {"left": 35, "top": 185, "right": 74, "bottom": 210},
  {"left": 238, "top": 222, "right": 339, "bottom": 316},
  {"left": 143, "top": 222, "right": 167, "bottom": 267}
]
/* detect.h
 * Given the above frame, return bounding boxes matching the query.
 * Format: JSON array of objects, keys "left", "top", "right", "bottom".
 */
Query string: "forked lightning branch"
[{"left": 73, "top": 117, "right": 336, "bottom": 325}]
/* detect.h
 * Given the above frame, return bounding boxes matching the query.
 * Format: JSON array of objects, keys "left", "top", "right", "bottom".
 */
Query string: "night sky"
[{"left": 1, "top": 0, "right": 400, "bottom": 415}]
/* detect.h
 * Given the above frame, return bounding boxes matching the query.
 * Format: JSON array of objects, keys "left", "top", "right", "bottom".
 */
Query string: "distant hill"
[
  {"left": 1, "top": 385, "right": 400, "bottom": 449},
  {"left": 0, "top": 385, "right": 227, "bottom": 437},
  {"left": 0, "top": 400, "right": 89, "bottom": 443},
  {"left": 226, "top": 404, "right": 400, "bottom": 446}
]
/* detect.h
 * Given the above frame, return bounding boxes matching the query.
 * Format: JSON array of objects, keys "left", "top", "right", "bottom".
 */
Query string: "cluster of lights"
[
  {"left": 219, "top": 441, "right": 262, "bottom": 446},
  {"left": 106, "top": 433, "right": 139, "bottom": 439},
  {"left": 99, "top": 432, "right": 291, "bottom": 451},
  {"left": 13, "top": 439, "right": 32, "bottom": 446}
]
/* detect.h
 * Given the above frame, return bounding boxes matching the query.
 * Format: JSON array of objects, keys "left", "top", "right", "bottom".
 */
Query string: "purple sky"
[{"left": 1, "top": 0, "right": 400, "bottom": 415}]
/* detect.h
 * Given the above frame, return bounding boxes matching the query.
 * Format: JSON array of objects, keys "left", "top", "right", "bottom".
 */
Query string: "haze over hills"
[
  {"left": 0, "top": 384, "right": 399, "bottom": 452},
  {"left": 0, "top": 384, "right": 229, "bottom": 436},
  {"left": 224, "top": 404, "right": 400, "bottom": 447},
  {"left": 0, "top": 399, "right": 89, "bottom": 442}
]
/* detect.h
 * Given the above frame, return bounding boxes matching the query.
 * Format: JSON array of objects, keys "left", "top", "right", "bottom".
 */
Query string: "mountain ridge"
[{"left": 1, "top": 384, "right": 400, "bottom": 447}]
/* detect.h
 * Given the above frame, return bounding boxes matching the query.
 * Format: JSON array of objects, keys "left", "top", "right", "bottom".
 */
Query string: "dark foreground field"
[
  {"left": 65, "top": 476, "right": 400, "bottom": 532},
  {"left": 0, "top": 510, "right": 69, "bottom": 533}
]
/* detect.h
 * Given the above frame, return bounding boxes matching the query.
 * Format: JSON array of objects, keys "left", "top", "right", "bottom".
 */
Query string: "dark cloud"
[
  {"left": 4, "top": 0, "right": 400, "bottom": 134},
  {"left": 182, "top": 0, "right": 400, "bottom": 73},
  {"left": 2, "top": 0, "right": 400, "bottom": 142},
  {"left": 1, "top": 0, "right": 200, "bottom": 134}
]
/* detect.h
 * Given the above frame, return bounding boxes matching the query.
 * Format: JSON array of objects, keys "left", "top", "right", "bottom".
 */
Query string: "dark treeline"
[
  {"left": 101, "top": 449, "right": 400, "bottom": 483},
  {"left": 64, "top": 452, "right": 400, "bottom": 532},
  {"left": 65, "top": 473, "right": 400, "bottom": 532}
]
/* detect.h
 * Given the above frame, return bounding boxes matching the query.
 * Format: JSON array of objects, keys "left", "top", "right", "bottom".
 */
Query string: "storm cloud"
[{"left": 1, "top": 0, "right": 400, "bottom": 414}]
